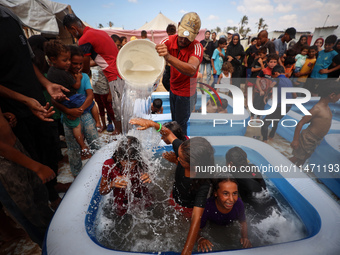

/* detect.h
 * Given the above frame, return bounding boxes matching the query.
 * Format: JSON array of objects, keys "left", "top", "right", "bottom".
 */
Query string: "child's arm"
[
  {"left": 291, "top": 112, "right": 315, "bottom": 150},
  {"left": 217, "top": 73, "right": 223, "bottom": 84},
  {"left": 182, "top": 206, "right": 205, "bottom": 255},
  {"left": 255, "top": 78, "right": 264, "bottom": 96},
  {"left": 239, "top": 221, "right": 252, "bottom": 248},
  {"left": 211, "top": 58, "right": 216, "bottom": 74},
  {"left": 51, "top": 98, "right": 84, "bottom": 119},
  {"left": 129, "top": 118, "right": 177, "bottom": 144},
  {"left": 162, "top": 151, "right": 178, "bottom": 165},
  {"left": 33, "top": 64, "right": 69, "bottom": 101},
  {"left": 99, "top": 175, "right": 128, "bottom": 195},
  {"left": 197, "top": 233, "right": 213, "bottom": 252},
  {"left": 319, "top": 62, "right": 340, "bottom": 74},
  {"left": 72, "top": 72, "right": 83, "bottom": 90},
  {"left": 0, "top": 140, "right": 55, "bottom": 183}
]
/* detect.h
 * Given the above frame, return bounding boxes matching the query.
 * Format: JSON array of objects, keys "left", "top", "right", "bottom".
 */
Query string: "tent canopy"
[
  {"left": 138, "top": 12, "right": 177, "bottom": 31},
  {"left": 0, "top": 0, "right": 71, "bottom": 34},
  {"left": 0, "top": 0, "right": 75, "bottom": 43}
]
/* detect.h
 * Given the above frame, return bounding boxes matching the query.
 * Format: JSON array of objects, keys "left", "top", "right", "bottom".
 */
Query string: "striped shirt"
[{"left": 161, "top": 35, "right": 203, "bottom": 97}]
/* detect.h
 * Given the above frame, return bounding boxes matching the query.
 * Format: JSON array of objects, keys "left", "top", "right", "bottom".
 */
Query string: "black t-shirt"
[
  {"left": 0, "top": 9, "right": 46, "bottom": 118},
  {"left": 47, "top": 66, "right": 77, "bottom": 99},
  {"left": 245, "top": 45, "right": 259, "bottom": 67},
  {"left": 251, "top": 58, "right": 267, "bottom": 78},
  {"left": 172, "top": 139, "right": 210, "bottom": 208},
  {"left": 328, "top": 54, "right": 340, "bottom": 78},
  {"left": 200, "top": 39, "right": 214, "bottom": 64}
]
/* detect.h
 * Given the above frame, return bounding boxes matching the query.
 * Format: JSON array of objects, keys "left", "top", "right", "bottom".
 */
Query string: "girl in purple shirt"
[{"left": 197, "top": 177, "right": 252, "bottom": 252}]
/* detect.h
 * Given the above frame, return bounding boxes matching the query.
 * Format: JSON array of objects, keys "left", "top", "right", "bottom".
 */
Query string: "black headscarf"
[{"left": 225, "top": 33, "right": 245, "bottom": 66}]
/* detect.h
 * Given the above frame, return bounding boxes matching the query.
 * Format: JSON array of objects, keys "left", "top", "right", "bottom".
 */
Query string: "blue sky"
[{"left": 61, "top": 0, "right": 340, "bottom": 33}]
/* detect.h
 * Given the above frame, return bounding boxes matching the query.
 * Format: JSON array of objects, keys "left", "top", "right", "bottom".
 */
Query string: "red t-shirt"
[
  {"left": 255, "top": 67, "right": 273, "bottom": 93},
  {"left": 102, "top": 158, "right": 150, "bottom": 216},
  {"left": 79, "top": 27, "right": 120, "bottom": 82},
  {"left": 161, "top": 35, "right": 203, "bottom": 97}
]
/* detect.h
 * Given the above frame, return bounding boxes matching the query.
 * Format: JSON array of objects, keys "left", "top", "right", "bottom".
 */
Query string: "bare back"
[{"left": 307, "top": 101, "right": 332, "bottom": 139}]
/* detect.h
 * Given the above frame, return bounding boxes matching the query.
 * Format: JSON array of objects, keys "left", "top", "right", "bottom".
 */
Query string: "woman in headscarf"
[
  {"left": 313, "top": 37, "right": 324, "bottom": 52},
  {"left": 225, "top": 33, "right": 245, "bottom": 88},
  {"left": 292, "top": 35, "right": 308, "bottom": 55}
]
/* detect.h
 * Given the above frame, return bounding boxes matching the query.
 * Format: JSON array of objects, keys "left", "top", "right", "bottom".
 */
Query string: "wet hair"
[
  {"left": 63, "top": 14, "right": 83, "bottom": 29},
  {"left": 267, "top": 53, "right": 279, "bottom": 62},
  {"left": 318, "top": 81, "right": 340, "bottom": 98},
  {"left": 212, "top": 176, "right": 238, "bottom": 194},
  {"left": 226, "top": 147, "right": 248, "bottom": 166},
  {"left": 180, "top": 137, "right": 215, "bottom": 168},
  {"left": 111, "top": 34, "right": 121, "bottom": 43},
  {"left": 68, "top": 45, "right": 84, "bottom": 58},
  {"left": 325, "top": 35, "right": 337, "bottom": 45},
  {"left": 221, "top": 61, "right": 234, "bottom": 73},
  {"left": 44, "top": 40, "right": 69, "bottom": 60},
  {"left": 284, "top": 56, "right": 296, "bottom": 66},
  {"left": 272, "top": 65, "right": 285, "bottom": 75},
  {"left": 113, "top": 136, "right": 142, "bottom": 163},
  {"left": 152, "top": 98, "right": 163, "bottom": 109},
  {"left": 218, "top": 37, "right": 227, "bottom": 46},
  {"left": 166, "top": 24, "right": 176, "bottom": 35},
  {"left": 163, "top": 121, "right": 187, "bottom": 141}
]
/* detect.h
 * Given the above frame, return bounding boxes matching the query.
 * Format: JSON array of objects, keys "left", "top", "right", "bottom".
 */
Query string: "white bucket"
[{"left": 116, "top": 39, "right": 165, "bottom": 90}]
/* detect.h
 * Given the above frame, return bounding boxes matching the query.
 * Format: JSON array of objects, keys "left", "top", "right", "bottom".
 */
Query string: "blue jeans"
[
  {"left": 170, "top": 90, "right": 196, "bottom": 135},
  {"left": 63, "top": 112, "right": 101, "bottom": 176},
  {"left": 199, "top": 62, "right": 212, "bottom": 84}
]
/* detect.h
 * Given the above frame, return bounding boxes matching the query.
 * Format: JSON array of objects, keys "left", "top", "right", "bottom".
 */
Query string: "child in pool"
[
  {"left": 129, "top": 118, "right": 213, "bottom": 255},
  {"left": 197, "top": 177, "right": 252, "bottom": 252},
  {"left": 99, "top": 136, "right": 151, "bottom": 216},
  {"left": 151, "top": 98, "right": 163, "bottom": 114},
  {"left": 226, "top": 147, "right": 278, "bottom": 216},
  {"left": 45, "top": 40, "right": 100, "bottom": 155}
]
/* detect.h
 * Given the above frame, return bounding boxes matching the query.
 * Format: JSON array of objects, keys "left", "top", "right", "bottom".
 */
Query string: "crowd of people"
[{"left": 1, "top": 5, "right": 340, "bottom": 255}]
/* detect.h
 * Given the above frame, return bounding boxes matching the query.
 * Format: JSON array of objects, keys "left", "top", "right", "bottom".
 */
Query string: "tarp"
[
  {"left": 0, "top": 0, "right": 71, "bottom": 34},
  {"left": 139, "top": 12, "right": 177, "bottom": 31},
  {"left": 102, "top": 29, "right": 206, "bottom": 45}
]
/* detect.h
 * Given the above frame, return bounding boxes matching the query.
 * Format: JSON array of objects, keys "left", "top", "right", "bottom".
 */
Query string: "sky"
[{"left": 61, "top": 0, "right": 340, "bottom": 34}]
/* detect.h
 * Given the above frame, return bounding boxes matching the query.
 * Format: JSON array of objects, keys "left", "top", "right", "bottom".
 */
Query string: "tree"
[
  {"left": 225, "top": 26, "right": 238, "bottom": 34},
  {"left": 98, "top": 23, "right": 103, "bottom": 28},
  {"left": 108, "top": 21, "right": 114, "bottom": 28},
  {"left": 256, "top": 18, "right": 268, "bottom": 32},
  {"left": 238, "top": 15, "right": 251, "bottom": 38}
]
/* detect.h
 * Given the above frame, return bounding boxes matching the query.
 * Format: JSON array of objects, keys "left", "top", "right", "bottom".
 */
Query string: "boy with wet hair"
[
  {"left": 290, "top": 82, "right": 340, "bottom": 166},
  {"left": 151, "top": 98, "right": 163, "bottom": 114}
]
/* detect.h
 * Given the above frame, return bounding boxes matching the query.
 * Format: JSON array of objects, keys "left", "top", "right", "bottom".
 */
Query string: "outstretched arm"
[
  {"left": 182, "top": 206, "right": 205, "bottom": 255},
  {"left": 33, "top": 64, "right": 70, "bottom": 101},
  {"left": 0, "top": 84, "right": 55, "bottom": 121},
  {"left": 239, "top": 221, "right": 252, "bottom": 248},
  {"left": 129, "top": 118, "right": 177, "bottom": 144}
]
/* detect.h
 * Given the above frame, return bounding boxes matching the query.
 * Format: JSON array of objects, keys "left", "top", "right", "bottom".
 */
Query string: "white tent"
[
  {"left": 0, "top": 0, "right": 74, "bottom": 43},
  {"left": 138, "top": 12, "right": 177, "bottom": 31}
]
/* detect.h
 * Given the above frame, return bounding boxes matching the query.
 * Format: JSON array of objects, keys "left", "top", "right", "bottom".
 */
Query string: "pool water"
[{"left": 86, "top": 145, "right": 307, "bottom": 253}]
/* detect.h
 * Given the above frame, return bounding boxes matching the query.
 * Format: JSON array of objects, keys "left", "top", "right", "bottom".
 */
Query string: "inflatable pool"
[
  {"left": 151, "top": 92, "right": 250, "bottom": 136},
  {"left": 308, "top": 133, "right": 340, "bottom": 198},
  {"left": 43, "top": 136, "right": 340, "bottom": 255}
]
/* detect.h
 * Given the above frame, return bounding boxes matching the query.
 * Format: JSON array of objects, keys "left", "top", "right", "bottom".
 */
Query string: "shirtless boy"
[{"left": 290, "top": 83, "right": 340, "bottom": 166}]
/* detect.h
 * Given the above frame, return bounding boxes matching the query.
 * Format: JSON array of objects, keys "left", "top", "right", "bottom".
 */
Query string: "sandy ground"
[{"left": 1, "top": 79, "right": 339, "bottom": 254}]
